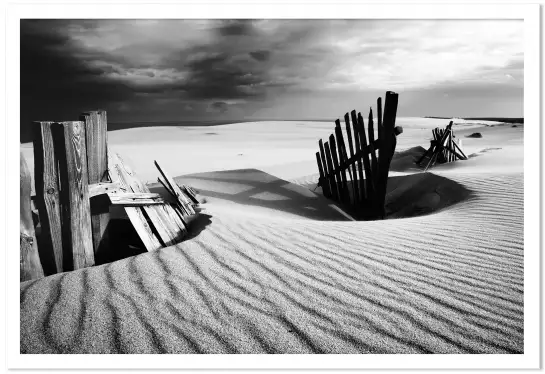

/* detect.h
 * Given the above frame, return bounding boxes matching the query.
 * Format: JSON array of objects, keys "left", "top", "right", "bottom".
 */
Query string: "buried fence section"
[
  {"left": 315, "top": 91, "right": 401, "bottom": 220},
  {"left": 417, "top": 121, "right": 468, "bottom": 171}
]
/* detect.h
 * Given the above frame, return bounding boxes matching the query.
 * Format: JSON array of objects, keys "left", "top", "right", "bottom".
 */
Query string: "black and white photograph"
[{"left": 6, "top": 1, "right": 541, "bottom": 370}]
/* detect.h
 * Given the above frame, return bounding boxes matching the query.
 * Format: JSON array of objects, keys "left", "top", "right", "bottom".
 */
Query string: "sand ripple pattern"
[{"left": 20, "top": 173, "right": 523, "bottom": 353}]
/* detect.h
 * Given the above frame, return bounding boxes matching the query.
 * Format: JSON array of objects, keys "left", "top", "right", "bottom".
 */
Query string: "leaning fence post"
[
  {"left": 32, "top": 121, "right": 64, "bottom": 273},
  {"left": 80, "top": 110, "right": 110, "bottom": 260},
  {"left": 21, "top": 152, "right": 45, "bottom": 282},
  {"left": 52, "top": 121, "right": 95, "bottom": 270},
  {"left": 377, "top": 91, "right": 399, "bottom": 218}
]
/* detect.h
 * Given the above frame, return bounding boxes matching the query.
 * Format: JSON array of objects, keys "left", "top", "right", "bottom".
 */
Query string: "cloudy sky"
[{"left": 21, "top": 19, "right": 523, "bottom": 127}]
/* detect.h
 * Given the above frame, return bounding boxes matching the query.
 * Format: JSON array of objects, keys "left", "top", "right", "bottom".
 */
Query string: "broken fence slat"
[
  {"left": 329, "top": 134, "right": 347, "bottom": 204},
  {"left": 368, "top": 108, "right": 379, "bottom": 180},
  {"left": 107, "top": 192, "right": 165, "bottom": 206},
  {"left": 88, "top": 182, "right": 121, "bottom": 198},
  {"left": 108, "top": 153, "right": 163, "bottom": 251},
  {"left": 356, "top": 112, "right": 376, "bottom": 204},
  {"left": 350, "top": 110, "right": 366, "bottom": 203},
  {"left": 113, "top": 153, "right": 184, "bottom": 247},
  {"left": 154, "top": 160, "right": 195, "bottom": 216}
]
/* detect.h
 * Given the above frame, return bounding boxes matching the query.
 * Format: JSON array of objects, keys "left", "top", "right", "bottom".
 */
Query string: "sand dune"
[{"left": 20, "top": 120, "right": 523, "bottom": 354}]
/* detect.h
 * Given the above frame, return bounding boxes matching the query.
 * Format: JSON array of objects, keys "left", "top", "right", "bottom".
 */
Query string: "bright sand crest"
[{"left": 20, "top": 118, "right": 523, "bottom": 353}]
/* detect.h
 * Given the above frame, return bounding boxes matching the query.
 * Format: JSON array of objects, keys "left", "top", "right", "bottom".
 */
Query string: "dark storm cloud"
[
  {"left": 249, "top": 50, "right": 271, "bottom": 62},
  {"left": 20, "top": 19, "right": 524, "bottom": 139},
  {"left": 20, "top": 20, "right": 135, "bottom": 141}
]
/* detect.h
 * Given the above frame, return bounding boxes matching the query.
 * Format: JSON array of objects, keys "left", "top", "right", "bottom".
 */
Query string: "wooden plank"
[
  {"left": 376, "top": 91, "right": 399, "bottom": 218},
  {"left": 112, "top": 153, "right": 184, "bottom": 247},
  {"left": 154, "top": 160, "right": 195, "bottom": 216},
  {"left": 334, "top": 122, "right": 350, "bottom": 204},
  {"left": 80, "top": 111, "right": 110, "bottom": 259},
  {"left": 318, "top": 139, "right": 332, "bottom": 198},
  {"left": 323, "top": 141, "right": 339, "bottom": 202},
  {"left": 367, "top": 108, "right": 379, "bottom": 179},
  {"left": 452, "top": 139, "right": 468, "bottom": 160},
  {"left": 356, "top": 112, "right": 376, "bottom": 204},
  {"left": 180, "top": 185, "right": 200, "bottom": 205},
  {"left": 21, "top": 152, "right": 44, "bottom": 281},
  {"left": 32, "top": 121, "right": 63, "bottom": 273},
  {"left": 377, "top": 97, "right": 383, "bottom": 149},
  {"left": 89, "top": 182, "right": 121, "bottom": 198},
  {"left": 107, "top": 192, "right": 164, "bottom": 206},
  {"left": 351, "top": 110, "right": 366, "bottom": 203},
  {"left": 343, "top": 113, "right": 359, "bottom": 204},
  {"left": 108, "top": 153, "right": 162, "bottom": 251},
  {"left": 329, "top": 134, "right": 348, "bottom": 204},
  {"left": 52, "top": 121, "right": 94, "bottom": 270}
]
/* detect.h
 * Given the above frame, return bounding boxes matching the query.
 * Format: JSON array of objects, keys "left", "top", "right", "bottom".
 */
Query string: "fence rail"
[{"left": 316, "top": 91, "right": 402, "bottom": 220}]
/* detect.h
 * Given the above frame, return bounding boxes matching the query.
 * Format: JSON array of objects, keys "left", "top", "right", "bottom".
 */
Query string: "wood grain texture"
[
  {"left": 52, "top": 121, "right": 95, "bottom": 270},
  {"left": 32, "top": 121, "right": 64, "bottom": 273},
  {"left": 20, "top": 152, "right": 44, "bottom": 282},
  {"left": 81, "top": 111, "right": 110, "bottom": 258},
  {"left": 114, "top": 154, "right": 185, "bottom": 247},
  {"left": 108, "top": 153, "right": 162, "bottom": 251},
  {"left": 154, "top": 160, "right": 195, "bottom": 216}
]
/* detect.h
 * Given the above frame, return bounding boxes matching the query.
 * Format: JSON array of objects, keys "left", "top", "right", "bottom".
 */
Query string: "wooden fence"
[
  {"left": 315, "top": 91, "right": 402, "bottom": 220},
  {"left": 416, "top": 121, "right": 468, "bottom": 171},
  {"left": 21, "top": 111, "right": 198, "bottom": 282}
]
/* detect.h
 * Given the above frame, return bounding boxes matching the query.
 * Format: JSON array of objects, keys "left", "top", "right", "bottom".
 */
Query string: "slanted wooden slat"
[
  {"left": 21, "top": 152, "right": 44, "bottom": 282},
  {"left": 329, "top": 134, "right": 348, "bottom": 204},
  {"left": 356, "top": 112, "right": 376, "bottom": 204},
  {"left": 368, "top": 108, "right": 379, "bottom": 179},
  {"left": 52, "top": 121, "right": 94, "bottom": 270},
  {"left": 180, "top": 185, "right": 200, "bottom": 205},
  {"left": 350, "top": 110, "right": 366, "bottom": 203},
  {"left": 108, "top": 153, "right": 162, "bottom": 251},
  {"left": 112, "top": 153, "right": 185, "bottom": 247},
  {"left": 32, "top": 121, "right": 63, "bottom": 273},
  {"left": 343, "top": 113, "right": 359, "bottom": 205},
  {"left": 323, "top": 141, "right": 339, "bottom": 201},
  {"left": 377, "top": 97, "right": 383, "bottom": 150},
  {"left": 81, "top": 111, "right": 110, "bottom": 258},
  {"left": 334, "top": 122, "right": 350, "bottom": 204},
  {"left": 154, "top": 160, "right": 195, "bottom": 216},
  {"left": 318, "top": 139, "right": 332, "bottom": 198}
]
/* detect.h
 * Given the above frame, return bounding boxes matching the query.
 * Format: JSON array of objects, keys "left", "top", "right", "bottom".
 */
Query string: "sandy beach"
[{"left": 19, "top": 118, "right": 524, "bottom": 353}]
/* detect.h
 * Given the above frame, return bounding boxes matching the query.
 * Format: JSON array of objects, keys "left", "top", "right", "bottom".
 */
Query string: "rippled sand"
[{"left": 20, "top": 121, "right": 523, "bottom": 354}]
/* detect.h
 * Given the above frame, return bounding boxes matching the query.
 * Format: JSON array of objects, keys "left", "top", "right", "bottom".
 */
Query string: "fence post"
[
  {"left": 52, "top": 121, "right": 95, "bottom": 270},
  {"left": 32, "top": 121, "right": 64, "bottom": 273},
  {"left": 318, "top": 140, "right": 331, "bottom": 198},
  {"left": 80, "top": 111, "right": 110, "bottom": 261},
  {"left": 377, "top": 91, "right": 399, "bottom": 218},
  {"left": 324, "top": 141, "right": 339, "bottom": 201},
  {"left": 21, "top": 152, "right": 44, "bottom": 282}
]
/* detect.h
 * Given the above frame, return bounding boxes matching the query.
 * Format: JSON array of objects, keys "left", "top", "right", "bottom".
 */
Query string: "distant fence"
[
  {"left": 416, "top": 121, "right": 467, "bottom": 171},
  {"left": 315, "top": 91, "right": 402, "bottom": 220},
  {"left": 21, "top": 111, "right": 198, "bottom": 282}
]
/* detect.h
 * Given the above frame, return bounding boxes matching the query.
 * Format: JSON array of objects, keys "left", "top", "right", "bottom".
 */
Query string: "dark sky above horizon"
[{"left": 21, "top": 19, "right": 524, "bottom": 127}]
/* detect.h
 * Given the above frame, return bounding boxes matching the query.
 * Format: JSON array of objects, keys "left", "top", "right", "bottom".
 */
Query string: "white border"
[{"left": 5, "top": 2, "right": 540, "bottom": 370}]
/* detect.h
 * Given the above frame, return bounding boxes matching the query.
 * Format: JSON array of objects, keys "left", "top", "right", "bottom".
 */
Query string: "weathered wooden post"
[
  {"left": 80, "top": 111, "right": 110, "bottom": 260},
  {"left": 377, "top": 91, "right": 399, "bottom": 219},
  {"left": 32, "top": 121, "right": 64, "bottom": 273},
  {"left": 21, "top": 152, "right": 45, "bottom": 282},
  {"left": 52, "top": 121, "right": 95, "bottom": 270}
]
